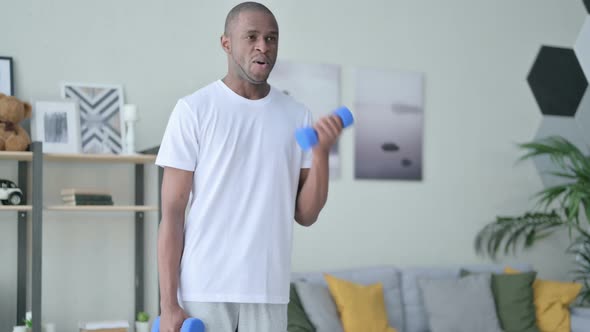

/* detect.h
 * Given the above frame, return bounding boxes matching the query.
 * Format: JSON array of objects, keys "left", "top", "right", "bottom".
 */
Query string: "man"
[{"left": 155, "top": 2, "right": 343, "bottom": 331}]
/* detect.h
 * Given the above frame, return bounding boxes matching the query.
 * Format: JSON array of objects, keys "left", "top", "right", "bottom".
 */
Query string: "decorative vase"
[
  {"left": 123, "top": 104, "right": 138, "bottom": 155},
  {"left": 43, "top": 322, "right": 56, "bottom": 332},
  {"left": 135, "top": 321, "right": 149, "bottom": 332}
]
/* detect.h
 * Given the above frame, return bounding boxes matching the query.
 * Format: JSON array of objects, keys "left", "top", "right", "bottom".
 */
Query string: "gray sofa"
[{"left": 290, "top": 264, "right": 590, "bottom": 332}]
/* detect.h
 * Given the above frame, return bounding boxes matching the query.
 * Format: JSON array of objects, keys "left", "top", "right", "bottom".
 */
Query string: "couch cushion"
[
  {"left": 294, "top": 281, "right": 342, "bottom": 332},
  {"left": 534, "top": 279, "right": 582, "bottom": 332},
  {"left": 461, "top": 269, "right": 539, "bottom": 332},
  {"left": 462, "top": 263, "right": 533, "bottom": 274},
  {"left": 288, "top": 283, "right": 316, "bottom": 332},
  {"left": 325, "top": 273, "right": 397, "bottom": 332},
  {"left": 506, "top": 267, "right": 582, "bottom": 332},
  {"left": 401, "top": 264, "right": 533, "bottom": 332},
  {"left": 292, "top": 266, "right": 404, "bottom": 331},
  {"left": 419, "top": 273, "right": 503, "bottom": 332},
  {"left": 570, "top": 306, "right": 590, "bottom": 332},
  {"left": 401, "top": 267, "right": 460, "bottom": 332}
]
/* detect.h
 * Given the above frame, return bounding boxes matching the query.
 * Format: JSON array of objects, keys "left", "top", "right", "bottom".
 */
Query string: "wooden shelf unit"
[
  {"left": 0, "top": 143, "right": 161, "bottom": 332},
  {"left": 0, "top": 205, "right": 32, "bottom": 212},
  {"left": 45, "top": 205, "right": 158, "bottom": 212},
  {"left": 44, "top": 152, "right": 156, "bottom": 163},
  {"left": 0, "top": 151, "right": 32, "bottom": 161},
  {"left": 0, "top": 151, "right": 156, "bottom": 163}
]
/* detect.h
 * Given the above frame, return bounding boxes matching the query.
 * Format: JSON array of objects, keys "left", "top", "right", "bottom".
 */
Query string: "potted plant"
[
  {"left": 474, "top": 135, "right": 590, "bottom": 305},
  {"left": 13, "top": 311, "right": 33, "bottom": 332},
  {"left": 135, "top": 311, "right": 150, "bottom": 332}
]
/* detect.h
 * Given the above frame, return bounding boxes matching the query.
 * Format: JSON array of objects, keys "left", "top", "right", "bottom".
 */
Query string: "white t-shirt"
[{"left": 155, "top": 80, "right": 313, "bottom": 304}]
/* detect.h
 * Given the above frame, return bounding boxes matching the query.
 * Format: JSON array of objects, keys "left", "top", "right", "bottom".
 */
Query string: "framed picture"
[
  {"left": 0, "top": 56, "right": 14, "bottom": 96},
  {"left": 32, "top": 101, "right": 82, "bottom": 153},
  {"left": 354, "top": 67, "right": 425, "bottom": 181},
  {"left": 268, "top": 60, "right": 342, "bottom": 179},
  {"left": 60, "top": 82, "right": 126, "bottom": 154}
]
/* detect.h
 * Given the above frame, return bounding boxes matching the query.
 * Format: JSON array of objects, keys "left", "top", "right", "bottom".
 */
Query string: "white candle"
[
  {"left": 123, "top": 104, "right": 138, "bottom": 122},
  {"left": 44, "top": 323, "right": 56, "bottom": 332},
  {"left": 123, "top": 104, "right": 138, "bottom": 154}
]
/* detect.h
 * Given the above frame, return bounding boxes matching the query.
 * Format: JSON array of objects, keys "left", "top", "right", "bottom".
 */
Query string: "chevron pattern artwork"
[
  {"left": 526, "top": 1, "right": 590, "bottom": 188},
  {"left": 61, "top": 83, "right": 125, "bottom": 154}
]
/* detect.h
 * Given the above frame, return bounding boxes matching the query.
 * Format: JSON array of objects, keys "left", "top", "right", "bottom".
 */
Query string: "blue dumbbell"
[
  {"left": 151, "top": 316, "right": 205, "bottom": 332},
  {"left": 295, "top": 106, "right": 354, "bottom": 150}
]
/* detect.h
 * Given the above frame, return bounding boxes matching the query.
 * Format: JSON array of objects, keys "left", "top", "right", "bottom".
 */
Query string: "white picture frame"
[
  {"left": 32, "top": 101, "right": 82, "bottom": 154},
  {"left": 60, "top": 82, "right": 126, "bottom": 154},
  {"left": 0, "top": 56, "right": 14, "bottom": 96},
  {"left": 268, "top": 60, "right": 342, "bottom": 179}
]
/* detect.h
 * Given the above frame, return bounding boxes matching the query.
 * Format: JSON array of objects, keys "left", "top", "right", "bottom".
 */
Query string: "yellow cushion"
[
  {"left": 324, "top": 273, "right": 397, "bottom": 332},
  {"left": 505, "top": 267, "right": 582, "bottom": 332}
]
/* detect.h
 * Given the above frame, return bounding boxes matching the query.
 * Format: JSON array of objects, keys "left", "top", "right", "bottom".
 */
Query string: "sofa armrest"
[{"left": 571, "top": 306, "right": 590, "bottom": 332}]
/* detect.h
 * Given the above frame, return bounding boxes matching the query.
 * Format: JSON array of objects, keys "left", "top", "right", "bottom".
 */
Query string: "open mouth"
[{"left": 253, "top": 59, "right": 270, "bottom": 67}]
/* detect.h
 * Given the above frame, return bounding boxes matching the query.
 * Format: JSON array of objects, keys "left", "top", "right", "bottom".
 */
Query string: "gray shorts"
[{"left": 182, "top": 301, "right": 287, "bottom": 332}]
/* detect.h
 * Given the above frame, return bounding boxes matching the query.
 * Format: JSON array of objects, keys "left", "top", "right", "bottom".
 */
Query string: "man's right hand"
[{"left": 160, "top": 304, "right": 190, "bottom": 332}]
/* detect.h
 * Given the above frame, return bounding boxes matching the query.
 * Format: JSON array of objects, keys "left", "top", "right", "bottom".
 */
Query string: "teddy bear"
[{"left": 0, "top": 93, "right": 32, "bottom": 151}]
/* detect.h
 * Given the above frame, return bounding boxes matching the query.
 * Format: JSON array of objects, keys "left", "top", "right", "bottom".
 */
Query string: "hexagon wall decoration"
[
  {"left": 575, "top": 90, "right": 590, "bottom": 146},
  {"left": 575, "top": 17, "right": 590, "bottom": 80},
  {"left": 532, "top": 116, "right": 589, "bottom": 188},
  {"left": 527, "top": 46, "right": 588, "bottom": 117}
]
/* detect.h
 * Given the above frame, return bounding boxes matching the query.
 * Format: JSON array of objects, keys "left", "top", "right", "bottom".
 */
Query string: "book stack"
[
  {"left": 79, "top": 320, "right": 129, "bottom": 332},
  {"left": 61, "top": 188, "right": 114, "bottom": 206}
]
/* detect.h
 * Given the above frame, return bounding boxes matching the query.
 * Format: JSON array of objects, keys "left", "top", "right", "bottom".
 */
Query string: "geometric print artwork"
[
  {"left": 575, "top": 15, "right": 590, "bottom": 148},
  {"left": 576, "top": 90, "right": 590, "bottom": 146},
  {"left": 575, "top": 7, "right": 590, "bottom": 136},
  {"left": 527, "top": 1, "right": 590, "bottom": 188},
  {"left": 61, "top": 83, "right": 126, "bottom": 154},
  {"left": 575, "top": 17, "right": 590, "bottom": 80}
]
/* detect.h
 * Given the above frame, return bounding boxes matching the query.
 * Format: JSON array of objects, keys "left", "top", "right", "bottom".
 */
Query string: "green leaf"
[
  {"left": 547, "top": 171, "right": 578, "bottom": 180},
  {"left": 474, "top": 211, "right": 564, "bottom": 259},
  {"left": 525, "top": 230, "right": 536, "bottom": 247},
  {"left": 534, "top": 186, "right": 568, "bottom": 210},
  {"left": 137, "top": 311, "right": 150, "bottom": 322}
]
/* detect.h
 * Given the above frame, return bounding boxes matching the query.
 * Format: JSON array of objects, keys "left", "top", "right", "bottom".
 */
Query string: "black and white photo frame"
[
  {"left": 0, "top": 56, "right": 14, "bottom": 96},
  {"left": 32, "top": 101, "right": 82, "bottom": 154},
  {"left": 354, "top": 67, "right": 425, "bottom": 181}
]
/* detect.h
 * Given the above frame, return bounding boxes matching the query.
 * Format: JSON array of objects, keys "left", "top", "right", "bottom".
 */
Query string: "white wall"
[{"left": 1, "top": 0, "right": 587, "bottom": 331}]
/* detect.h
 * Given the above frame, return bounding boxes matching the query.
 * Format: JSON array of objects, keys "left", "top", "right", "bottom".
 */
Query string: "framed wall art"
[
  {"left": 60, "top": 82, "right": 126, "bottom": 154},
  {"left": 0, "top": 56, "right": 14, "bottom": 96},
  {"left": 32, "top": 101, "right": 82, "bottom": 154}
]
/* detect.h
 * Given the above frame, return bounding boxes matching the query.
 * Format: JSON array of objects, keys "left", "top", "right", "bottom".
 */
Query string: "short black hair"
[{"left": 224, "top": 2, "right": 275, "bottom": 36}]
